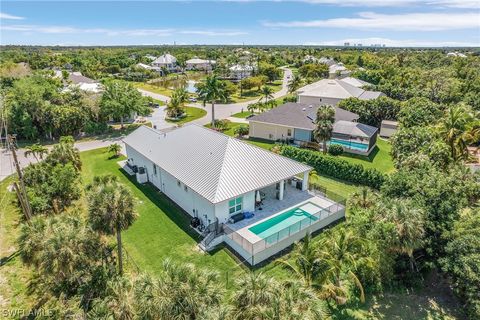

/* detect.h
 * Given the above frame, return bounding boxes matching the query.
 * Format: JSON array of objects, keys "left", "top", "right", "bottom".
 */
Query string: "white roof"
[
  {"left": 136, "top": 63, "right": 152, "bottom": 70},
  {"left": 329, "top": 63, "right": 348, "bottom": 73},
  {"left": 297, "top": 79, "right": 383, "bottom": 100},
  {"left": 152, "top": 53, "right": 177, "bottom": 64},
  {"left": 229, "top": 64, "right": 254, "bottom": 71},
  {"left": 186, "top": 58, "right": 216, "bottom": 64},
  {"left": 340, "top": 77, "right": 371, "bottom": 88},
  {"left": 123, "top": 125, "right": 311, "bottom": 204}
]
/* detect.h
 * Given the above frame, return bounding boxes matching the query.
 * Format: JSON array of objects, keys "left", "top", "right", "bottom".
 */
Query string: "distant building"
[
  {"left": 151, "top": 53, "right": 177, "bottom": 72},
  {"left": 185, "top": 57, "right": 216, "bottom": 71},
  {"left": 447, "top": 52, "right": 467, "bottom": 58},
  {"left": 56, "top": 71, "right": 102, "bottom": 93},
  {"left": 328, "top": 63, "right": 351, "bottom": 79},
  {"left": 344, "top": 42, "right": 350, "bottom": 47},
  {"left": 229, "top": 64, "right": 254, "bottom": 80}
]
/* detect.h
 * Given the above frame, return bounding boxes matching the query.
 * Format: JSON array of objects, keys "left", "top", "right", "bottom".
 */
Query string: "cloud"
[
  {"left": 0, "top": 12, "right": 25, "bottom": 20},
  {"left": 304, "top": 37, "right": 480, "bottom": 47},
  {"left": 223, "top": 0, "right": 480, "bottom": 8},
  {"left": 263, "top": 12, "right": 480, "bottom": 31}
]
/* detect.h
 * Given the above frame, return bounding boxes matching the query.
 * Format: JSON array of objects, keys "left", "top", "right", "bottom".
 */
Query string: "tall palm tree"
[
  {"left": 197, "top": 75, "right": 229, "bottom": 128},
  {"left": 46, "top": 138, "right": 82, "bottom": 171},
  {"left": 437, "top": 104, "right": 475, "bottom": 161},
  {"left": 287, "top": 74, "right": 302, "bottom": 94},
  {"left": 86, "top": 175, "right": 137, "bottom": 275},
  {"left": 24, "top": 143, "right": 48, "bottom": 161},
  {"left": 313, "top": 105, "right": 335, "bottom": 154},
  {"left": 260, "top": 85, "right": 274, "bottom": 103},
  {"left": 380, "top": 198, "right": 425, "bottom": 272},
  {"left": 89, "top": 277, "right": 136, "bottom": 320}
]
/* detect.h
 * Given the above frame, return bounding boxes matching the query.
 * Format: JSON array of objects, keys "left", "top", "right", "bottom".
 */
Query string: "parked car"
[{"left": 188, "top": 97, "right": 197, "bottom": 102}]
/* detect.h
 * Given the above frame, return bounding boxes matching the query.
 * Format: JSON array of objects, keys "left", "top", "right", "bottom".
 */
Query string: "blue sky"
[{"left": 1, "top": 1, "right": 479, "bottom": 47}]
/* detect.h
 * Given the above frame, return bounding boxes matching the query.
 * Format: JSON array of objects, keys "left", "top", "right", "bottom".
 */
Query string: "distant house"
[
  {"left": 145, "top": 54, "right": 157, "bottom": 61},
  {"left": 185, "top": 57, "right": 216, "bottom": 71},
  {"left": 296, "top": 78, "right": 384, "bottom": 106},
  {"left": 329, "top": 63, "right": 351, "bottom": 79},
  {"left": 229, "top": 64, "right": 254, "bottom": 80},
  {"left": 248, "top": 102, "right": 378, "bottom": 155},
  {"left": 64, "top": 72, "right": 102, "bottom": 93},
  {"left": 446, "top": 52, "right": 467, "bottom": 58},
  {"left": 379, "top": 120, "right": 399, "bottom": 138},
  {"left": 151, "top": 53, "right": 177, "bottom": 72},
  {"left": 318, "top": 57, "right": 336, "bottom": 66},
  {"left": 339, "top": 77, "right": 371, "bottom": 88}
]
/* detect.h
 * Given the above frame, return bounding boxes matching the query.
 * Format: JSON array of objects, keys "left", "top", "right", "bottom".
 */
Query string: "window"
[
  {"left": 153, "top": 164, "right": 157, "bottom": 175},
  {"left": 228, "top": 197, "right": 243, "bottom": 215},
  {"left": 287, "top": 129, "right": 292, "bottom": 137}
]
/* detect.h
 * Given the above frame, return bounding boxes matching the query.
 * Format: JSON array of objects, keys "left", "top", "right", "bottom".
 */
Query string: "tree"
[
  {"left": 108, "top": 143, "right": 122, "bottom": 158},
  {"left": 234, "top": 125, "right": 249, "bottom": 138},
  {"left": 299, "top": 63, "right": 329, "bottom": 80},
  {"left": 197, "top": 75, "right": 229, "bottom": 128},
  {"left": 398, "top": 97, "right": 443, "bottom": 128},
  {"left": 46, "top": 136, "right": 82, "bottom": 171},
  {"left": 86, "top": 175, "right": 137, "bottom": 275},
  {"left": 313, "top": 105, "right": 335, "bottom": 154},
  {"left": 258, "top": 62, "right": 281, "bottom": 83},
  {"left": 260, "top": 85, "right": 274, "bottom": 103},
  {"left": 287, "top": 74, "right": 303, "bottom": 94},
  {"left": 24, "top": 143, "right": 48, "bottom": 161},
  {"left": 100, "top": 80, "right": 150, "bottom": 128}
]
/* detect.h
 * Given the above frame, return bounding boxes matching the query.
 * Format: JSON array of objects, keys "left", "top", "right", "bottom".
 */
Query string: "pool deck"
[{"left": 229, "top": 184, "right": 339, "bottom": 244}]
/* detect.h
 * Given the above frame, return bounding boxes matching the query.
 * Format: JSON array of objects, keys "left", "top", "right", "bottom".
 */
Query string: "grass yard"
[
  {"left": 231, "top": 111, "right": 255, "bottom": 118},
  {"left": 133, "top": 82, "right": 173, "bottom": 97},
  {"left": 230, "top": 80, "right": 283, "bottom": 103},
  {"left": 165, "top": 107, "right": 207, "bottom": 125},
  {"left": 337, "top": 138, "right": 395, "bottom": 173}
]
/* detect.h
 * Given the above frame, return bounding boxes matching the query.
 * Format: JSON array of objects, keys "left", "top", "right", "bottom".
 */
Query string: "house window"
[
  {"left": 228, "top": 197, "right": 243, "bottom": 215},
  {"left": 153, "top": 164, "right": 157, "bottom": 175},
  {"left": 287, "top": 129, "right": 292, "bottom": 137},
  {"left": 268, "top": 134, "right": 274, "bottom": 139},
  {"left": 177, "top": 180, "right": 181, "bottom": 187}
]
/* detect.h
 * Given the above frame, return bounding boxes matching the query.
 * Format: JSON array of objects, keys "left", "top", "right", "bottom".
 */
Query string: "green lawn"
[
  {"left": 230, "top": 80, "right": 283, "bottom": 103},
  {"left": 231, "top": 111, "right": 255, "bottom": 118},
  {"left": 337, "top": 138, "right": 395, "bottom": 174},
  {"left": 165, "top": 107, "right": 207, "bottom": 125},
  {"left": 133, "top": 82, "right": 173, "bottom": 97}
]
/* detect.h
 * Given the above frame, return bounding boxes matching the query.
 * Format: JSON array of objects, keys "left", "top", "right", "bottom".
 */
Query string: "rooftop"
[
  {"left": 249, "top": 102, "right": 359, "bottom": 130},
  {"left": 123, "top": 125, "right": 312, "bottom": 204},
  {"left": 333, "top": 120, "right": 378, "bottom": 138},
  {"left": 152, "top": 53, "right": 177, "bottom": 64},
  {"left": 297, "top": 79, "right": 383, "bottom": 100}
]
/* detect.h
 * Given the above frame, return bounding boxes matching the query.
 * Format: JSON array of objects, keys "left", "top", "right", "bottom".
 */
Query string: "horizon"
[{"left": 1, "top": 0, "right": 479, "bottom": 47}]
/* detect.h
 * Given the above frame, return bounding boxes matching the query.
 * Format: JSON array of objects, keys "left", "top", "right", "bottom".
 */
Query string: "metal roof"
[
  {"left": 340, "top": 77, "right": 371, "bottom": 88},
  {"left": 297, "top": 79, "right": 383, "bottom": 100},
  {"left": 152, "top": 53, "right": 177, "bottom": 64},
  {"left": 333, "top": 120, "right": 378, "bottom": 138},
  {"left": 123, "top": 125, "right": 312, "bottom": 204},
  {"left": 249, "top": 102, "right": 358, "bottom": 130}
]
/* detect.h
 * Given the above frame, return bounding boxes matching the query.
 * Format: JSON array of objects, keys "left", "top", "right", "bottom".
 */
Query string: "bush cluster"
[{"left": 280, "top": 146, "right": 385, "bottom": 189}]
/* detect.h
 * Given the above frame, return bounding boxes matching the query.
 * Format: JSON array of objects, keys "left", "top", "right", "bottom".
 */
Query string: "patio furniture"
[
  {"left": 244, "top": 211, "right": 254, "bottom": 219},
  {"left": 229, "top": 212, "right": 245, "bottom": 224}
]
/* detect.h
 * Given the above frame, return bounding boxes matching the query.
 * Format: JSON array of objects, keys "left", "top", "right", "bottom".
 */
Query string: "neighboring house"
[
  {"left": 447, "top": 52, "right": 467, "bottom": 58},
  {"left": 319, "top": 57, "right": 336, "bottom": 66},
  {"left": 380, "top": 120, "right": 399, "bottom": 138},
  {"left": 229, "top": 64, "right": 254, "bottom": 80},
  {"left": 329, "top": 63, "right": 351, "bottom": 79},
  {"left": 123, "top": 124, "right": 345, "bottom": 265},
  {"left": 185, "top": 57, "right": 216, "bottom": 71},
  {"left": 339, "top": 77, "right": 371, "bottom": 88},
  {"left": 297, "top": 78, "right": 384, "bottom": 106},
  {"left": 145, "top": 54, "right": 157, "bottom": 61},
  {"left": 249, "top": 102, "right": 378, "bottom": 155},
  {"left": 151, "top": 53, "right": 177, "bottom": 72},
  {"left": 57, "top": 71, "right": 102, "bottom": 93}
]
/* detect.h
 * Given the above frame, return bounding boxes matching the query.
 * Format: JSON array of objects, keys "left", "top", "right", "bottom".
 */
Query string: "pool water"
[
  {"left": 330, "top": 138, "right": 369, "bottom": 151},
  {"left": 249, "top": 204, "right": 319, "bottom": 241}
]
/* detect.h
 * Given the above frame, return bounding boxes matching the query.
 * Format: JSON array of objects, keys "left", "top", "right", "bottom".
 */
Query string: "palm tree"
[
  {"left": 46, "top": 137, "right": 82, "bottom": 171},
  {"left": 437, "top": 104, "right": 476, "bottom": 161},
  {"left": 108, "top": 143, "right": 122, "bottom": 158},
  {"left": 24, "top": 143, "right": 48, "bottom": 161},
  {"left": 313, "top": 105, "right": 335, "bottom": 154},
  {"left": 197, "top": 75, "right": 229, "bottom": 128},
  {"left": 287, "top": 74, "right": 302, "bottom": 94},
  {"left": 86, "top": 175, "right": 137, "bottom": 275},
  {"left": 260, "top": 85, "right": 274, "bottom": 103},
  {"left": 89, "top": 277, "right": 136, "bottom": 320},
  {"left": 348, "top": 187, "right": 377, "bottom": 209},
  {"left": 380, "top": 198, "right": 425, "bottom": 272},
  {"left": 231, "top": 272, "right": 279, "bottom": 319}
]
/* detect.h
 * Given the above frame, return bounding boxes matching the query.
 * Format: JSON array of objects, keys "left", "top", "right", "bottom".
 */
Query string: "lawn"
[
  {"left": 165, "top": 107, "right": 207, "bottom": 125},
  {"left": 337, "top": 138, "right": 395, "bottom": 174},
  {"left": 231, "top": 111, "right": 255, "bottom": 118},
  {"left": 230, "top": 80, "right": 283, "bottom": 103},
  {"left": 133, "top": 82, "right": 173, "bottom": 97}
]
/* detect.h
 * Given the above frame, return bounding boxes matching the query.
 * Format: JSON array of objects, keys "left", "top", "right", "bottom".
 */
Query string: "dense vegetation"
[{"left": 2, "top": 45, "right": 479, "bottom": 319}]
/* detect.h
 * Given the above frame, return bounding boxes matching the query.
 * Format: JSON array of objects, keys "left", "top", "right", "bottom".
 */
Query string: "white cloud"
[
  {"left": 263, "top": 12, "right": 480, "bottom": 31},
  {"left": 223, "top": 0, "right": 480, "bottom": 8},
  {"left": 304, "top": 37, "right": 480, "bottom": 47},
  {"left": 0, "top": 12, "right": 25, "bottom": 20}
]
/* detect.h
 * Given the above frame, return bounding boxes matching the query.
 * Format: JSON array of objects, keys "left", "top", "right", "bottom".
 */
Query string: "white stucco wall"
[
  {"left": 214, "top": 190, "right": 255, "bottom": 224},
  {"left": 249, "top": 121, "right": 294, "bottom": 141},
  {"left": 297, "top": 95, "right": 342, "bottom": 106}
]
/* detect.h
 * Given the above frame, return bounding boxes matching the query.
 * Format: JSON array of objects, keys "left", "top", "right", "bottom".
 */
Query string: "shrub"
[
  {"left": 328, "top": 144, "right": 344, "bottom": 156},
  {"left": 234, "top": 125, "right": 249, "bottom": 138},
  {"left": 280, "top": 146, "right": 385, "bottom": 189},
  {"left": 213, "top": 119, "right": 230, "bottom": 131}
]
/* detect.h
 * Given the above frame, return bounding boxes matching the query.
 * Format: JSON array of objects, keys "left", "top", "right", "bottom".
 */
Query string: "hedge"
[{"left": 280, "top": 146, "right": 386, "bottom": 189}]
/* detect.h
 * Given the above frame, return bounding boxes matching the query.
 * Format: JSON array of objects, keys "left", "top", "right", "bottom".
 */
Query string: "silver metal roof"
[
  {"left": 123, "top": 125, "right": 312, "bottom": 204},
  {"left": 333, "top": 120, "right": 378, "bottom": 138},
  {"left": 297, "top": 79, "right": 383, "bottom": 100}
]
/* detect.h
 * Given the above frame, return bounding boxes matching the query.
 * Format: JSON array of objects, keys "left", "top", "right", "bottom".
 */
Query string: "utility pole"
[{"left": 8, "top": 134, "right": 32, "bottom": 222}]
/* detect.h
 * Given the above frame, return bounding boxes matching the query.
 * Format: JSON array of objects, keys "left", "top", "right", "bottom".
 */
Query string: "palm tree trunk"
[
  {"left": 120, "top": 117, "right": 124, "bottom": 129},
  {"left": 322, "top": 140, "right": 327, "bottom": 154},
  {"left": 116, "top": 227, "right": 123, "bottom": 275},
  {"left": 211, "top": 101, "right": 216, "bottom": 128}
]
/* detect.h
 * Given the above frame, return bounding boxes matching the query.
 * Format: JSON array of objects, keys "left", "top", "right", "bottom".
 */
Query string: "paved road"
[{"left": 0, "top": 68, "right": 292, "bottom": 181}]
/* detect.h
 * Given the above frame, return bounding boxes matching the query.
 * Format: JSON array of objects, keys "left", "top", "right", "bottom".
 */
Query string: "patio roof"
[{"left": 123, "top": 125, "right": 312, "bottom": 204}]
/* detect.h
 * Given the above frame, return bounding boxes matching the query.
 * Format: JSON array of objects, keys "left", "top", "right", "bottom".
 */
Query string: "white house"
[
  {"left": 123, "top": 125, "right": 345, "bottom": 265},
  {"left": 297, "top": 78, "right": 384, "bottom": 106},
  {"left": 56, "top": 71, "right": 102, "bottom": 93},
  {"left": 229, "top": 64, "right": 254, "bottom": 80},
  {"left": 185, "top": 57, "right": 216, "bottom": 71},
  {"left": 329, "top": 63, "right": 351, "bottom": 79},
  {"left": 151, "top": 53, "right": 177, "bottom": 72}
]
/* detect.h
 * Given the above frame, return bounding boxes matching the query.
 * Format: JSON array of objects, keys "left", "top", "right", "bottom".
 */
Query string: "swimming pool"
[
  {"left": 249, "top": 202, "right": 322, "bottom": 243},
  {"left": 330, "top": 138, "right": 369, "bottom": 151}
]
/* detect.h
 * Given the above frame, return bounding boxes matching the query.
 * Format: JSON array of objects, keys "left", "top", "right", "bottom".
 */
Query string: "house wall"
[
  {"left": 249, "top": 121, "right": 294, "bottom": 141},
  {"left": 125, "top": 144, "right": 216, "bottom": 225},
  {"left": 297, "top": 95, "right": 342, "bottom": 106},
  {"left": 380, "top": 123, "right": 398, "bottom": 138},
  {"left": 214, "top": 191, "right": 255, "bottom": 224},
  {"left": 294, "top": 128, "right": 312, "bottom": 142}
]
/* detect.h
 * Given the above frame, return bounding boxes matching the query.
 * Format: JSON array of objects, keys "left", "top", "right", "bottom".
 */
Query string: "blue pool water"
[
  {"left": 249, "top": 206, "right": 318, "bottom": 241},
  {"left": 330, "top": 138, "right": 369, "bottom": 151}
]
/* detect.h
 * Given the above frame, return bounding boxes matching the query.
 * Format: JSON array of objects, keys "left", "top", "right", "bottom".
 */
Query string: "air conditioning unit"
[{"left": 136, "top": 166, "right": 148, "bottom": 184}]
